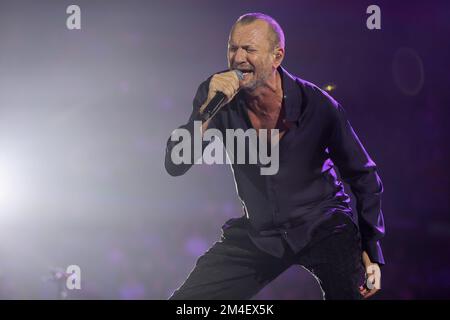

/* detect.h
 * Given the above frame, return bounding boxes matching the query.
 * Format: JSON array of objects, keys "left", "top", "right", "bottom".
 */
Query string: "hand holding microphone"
[{"left": 199, "top": 70, "right": 244, "bottom": 122}]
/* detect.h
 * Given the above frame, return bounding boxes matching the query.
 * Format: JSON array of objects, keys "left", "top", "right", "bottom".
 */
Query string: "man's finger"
[
  {"left": 359, "top": 287, "right": 368, "bottom": 296},
  {"left": 364, "top": 288, "right": 379, "bottom": 299}
]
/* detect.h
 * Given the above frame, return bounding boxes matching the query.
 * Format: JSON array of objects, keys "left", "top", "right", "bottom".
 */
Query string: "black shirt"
[{"left": 165, "top": 66, "right": 385, "bottom": 265}]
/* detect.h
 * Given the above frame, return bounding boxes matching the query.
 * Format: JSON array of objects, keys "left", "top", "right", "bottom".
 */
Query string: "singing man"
[{"left": 165, "top": 12, "right": 385, "bottom": 300}]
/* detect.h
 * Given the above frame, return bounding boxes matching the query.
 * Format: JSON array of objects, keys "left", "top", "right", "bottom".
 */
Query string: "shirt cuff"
[{"left": 362, "top": 240, "right": 385, "bottom": 266}]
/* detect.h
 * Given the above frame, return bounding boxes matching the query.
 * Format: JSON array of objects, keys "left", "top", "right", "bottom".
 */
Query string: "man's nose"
[{"left": 234, "top": 48, "right": 247, "bottom": 64}]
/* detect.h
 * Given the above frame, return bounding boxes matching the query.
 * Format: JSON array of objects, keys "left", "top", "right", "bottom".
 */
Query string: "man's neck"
[{"left": 243, "top": 69, "right": 283, "bottom": 117}]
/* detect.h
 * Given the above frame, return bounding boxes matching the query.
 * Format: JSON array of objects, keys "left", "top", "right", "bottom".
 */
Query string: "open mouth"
[{"left": 238, "top": 69, "right": 254, "bottom": 78}]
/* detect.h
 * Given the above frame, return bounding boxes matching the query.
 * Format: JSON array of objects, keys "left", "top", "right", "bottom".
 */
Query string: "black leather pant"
[{"left": 169, "top": 215, "right": 366, "bottom": 300}]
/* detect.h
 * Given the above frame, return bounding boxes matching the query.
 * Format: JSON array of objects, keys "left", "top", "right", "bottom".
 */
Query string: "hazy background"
[{"left": 0, "top": 0, "right": 449, "bottom": 299}]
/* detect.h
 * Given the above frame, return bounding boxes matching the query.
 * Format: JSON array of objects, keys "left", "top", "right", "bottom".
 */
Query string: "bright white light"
[{"left": 0, "top": 156, "right": 26, "bottom": 210}]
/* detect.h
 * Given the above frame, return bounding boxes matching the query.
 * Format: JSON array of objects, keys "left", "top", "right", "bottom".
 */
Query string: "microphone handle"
[{"left": 200, "top": 91, "right": 227, "bottom": 122}]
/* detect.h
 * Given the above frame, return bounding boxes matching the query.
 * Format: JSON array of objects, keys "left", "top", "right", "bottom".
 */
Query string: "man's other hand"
[{"left": 359, "top": 251, "right": 381, "bottom": 298}]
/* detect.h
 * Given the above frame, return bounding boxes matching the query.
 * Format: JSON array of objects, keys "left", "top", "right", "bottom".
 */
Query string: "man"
[{"left": 165, "top": 13, "right": 385, "bottom": 300}]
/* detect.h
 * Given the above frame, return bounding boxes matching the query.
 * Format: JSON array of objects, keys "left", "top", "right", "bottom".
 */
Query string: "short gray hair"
[{"left": 232, "top": 12, "right": 285, "bottom": 50}]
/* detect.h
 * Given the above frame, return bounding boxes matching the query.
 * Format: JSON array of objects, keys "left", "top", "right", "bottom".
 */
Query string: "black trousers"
[{"left": 169, "top": 215, "right": 366, "bottom": 300}]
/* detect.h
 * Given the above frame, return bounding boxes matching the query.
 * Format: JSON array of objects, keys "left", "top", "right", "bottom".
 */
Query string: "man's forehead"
[{"left": 229, "top": 20, "right": 271, "bottom": 45}]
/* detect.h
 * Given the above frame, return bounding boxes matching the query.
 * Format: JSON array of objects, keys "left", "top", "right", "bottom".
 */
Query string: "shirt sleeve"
[
  {"left": 164, "top": 77, "right": 217, "bottom": 176},
  {"left": 328, "top": 103, "right": 386, "bottom": 266}
]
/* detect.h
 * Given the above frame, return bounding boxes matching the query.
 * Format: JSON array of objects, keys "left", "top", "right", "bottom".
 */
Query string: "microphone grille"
[{"left": 234, "top": 69, "right": 244, "bottom": 80}]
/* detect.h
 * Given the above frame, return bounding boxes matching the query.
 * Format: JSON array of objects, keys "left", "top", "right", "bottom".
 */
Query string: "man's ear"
[{"left": 273, "top": 47, "right": 285, "bottom": 68}]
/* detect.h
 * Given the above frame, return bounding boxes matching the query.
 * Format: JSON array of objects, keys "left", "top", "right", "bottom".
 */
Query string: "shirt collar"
[
  {"left": 278, "top": 65, "right": 302, "bottom": 123},
  {"left": 234, "top": 66, "right": 303, "bottom": 125}
]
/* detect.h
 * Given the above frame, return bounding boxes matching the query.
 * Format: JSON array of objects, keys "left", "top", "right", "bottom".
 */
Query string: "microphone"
[{"left": 199, "top": 70, "right": 244, "bottom": 122}]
